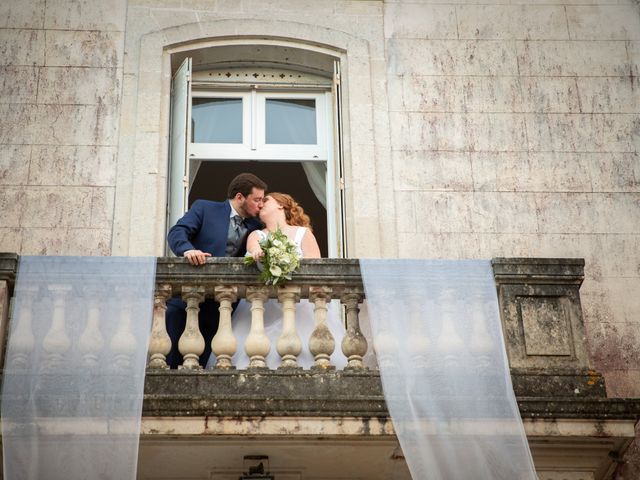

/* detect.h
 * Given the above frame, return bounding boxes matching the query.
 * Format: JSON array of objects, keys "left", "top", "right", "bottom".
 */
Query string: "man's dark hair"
[{"left": 227, "top": 173, "right": 267, "bottom": 199}]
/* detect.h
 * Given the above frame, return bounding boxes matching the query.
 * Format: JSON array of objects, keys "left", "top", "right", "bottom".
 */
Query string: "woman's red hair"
[{"left": 268, "top": 192, "right": 312, "bottom": 231}]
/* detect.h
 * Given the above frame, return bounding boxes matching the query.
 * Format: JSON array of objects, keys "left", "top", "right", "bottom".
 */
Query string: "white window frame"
[
  {"left": 189, "top": 89, "right": 329, "bottom": 162},
  {"left": 189, "top": 91, "right": 252, "bottom": 156},
  {"left": 168, "top": 57, "right": 343, "bottom": 257}
]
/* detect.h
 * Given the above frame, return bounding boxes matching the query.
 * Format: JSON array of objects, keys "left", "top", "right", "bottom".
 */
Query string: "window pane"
[
  {"left": 266, "top": 99, "right": 317, "bottom": 144},
  {"left": 192, "top": 98, "right": 242, "bottom": 143}
]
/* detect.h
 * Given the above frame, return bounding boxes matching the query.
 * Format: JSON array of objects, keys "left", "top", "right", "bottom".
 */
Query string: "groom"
[{"left": 165, "top": 172, "right": 267, "bottom": 368}]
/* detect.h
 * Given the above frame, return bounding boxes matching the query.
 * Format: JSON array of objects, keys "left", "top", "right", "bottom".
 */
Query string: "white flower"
[{"left": 269, "top": 264, "right": 282, "bottom": 277}]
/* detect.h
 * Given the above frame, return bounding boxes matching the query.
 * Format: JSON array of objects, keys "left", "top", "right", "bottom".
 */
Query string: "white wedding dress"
[{"left": 207, "top": 227, "right": 347, "bottom": 370}]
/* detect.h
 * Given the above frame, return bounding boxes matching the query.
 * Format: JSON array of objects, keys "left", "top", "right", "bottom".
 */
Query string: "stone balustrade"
[
  {"left": 0, "top": 255, "right": 600, "bottom": 378},
  {"left": 151, "top": 257, "right": 367, "bottom": 371}
]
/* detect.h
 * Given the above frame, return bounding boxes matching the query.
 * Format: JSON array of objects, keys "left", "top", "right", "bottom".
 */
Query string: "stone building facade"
[{"left": 0, "top": 0, "right": 639, "bottom": 478}]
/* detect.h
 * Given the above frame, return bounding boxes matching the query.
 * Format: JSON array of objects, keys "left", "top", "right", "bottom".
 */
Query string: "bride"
[{"left": 208, "top": 192, "right": 347, "bottom": 370}]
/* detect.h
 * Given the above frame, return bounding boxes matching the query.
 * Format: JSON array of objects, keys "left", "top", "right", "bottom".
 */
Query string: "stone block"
[
  {"left": 28, "top": 145, "right": 117, "bottom": 186},
  {"left": 414, "top": 191, "right": 473, "bottom": 233},
  {"left": 347, "top": 105, "right": 375, "bottom": 146},
  {"left": 243, "top": 0, "right": 333, "bottom": 15},
  {"left": 0, "top": 29, "right": 45, "bottom": 66},
  {"left": 457, "top": 5, "right": 568, "bottom": 40},
  {"left": 0, "top": 0, "right": 45, "bottom": 28},
  {"left": 20, "top": 186, "right": 93, "bottom": 228},
  {"left": 0, "top": 66, "right": 39, "bottom": 104},
  {"left": 393, "top": 112, "right": 527, "bottom": 152},
  {"left": 630, "top": 41, "right": 640, "bottom": 77},
  {"left": 397, "top": 232, "right": 474, "bottom": 259},
  {"left": 351, "top": 217, "right": 381, "bottom": 257},
  {"left": 0, "top": 228, "right": 21, "bottom": 253},
  {"left": 468, "top": 152, "right": 498, "bottom": 192},
  {"left": 596, "top": 194, "right": 640, "bottom": 234},
  {"left": 337, "top": 0, "right": 382, "bottom": 16},
  {"left": 535, "top": 193, "right": 595, "bottom": 234},
  {"left": 384, "top": 4, "right": 457, "bottom": 39},
  {"left": 399, "top": 75, "right": 465, "bottom": 113},
  {"left": 598, "top": 235, "right": 640, "bottom": 277},
  {"left": 129, "top": 0, "right": 182, "bottom": 7},
  {"left": 537, "top": 193, "right": 640, "bottom": 235},
  {"left": 90, "top": 187, "right": 115, "bottom": 228},
  {"left": 520, "top": 77, "right": 581, "bottom": 113},
  {"left": 577, "top": 77, "right": 640, "bottom": 114},
  {"left": 148, "top": 9, "right": 199, "bottom": 30},
  {"left": 589, "top": 320, "right": 640, "bottom": 371},
  {"left": 34, "top": 104, "right": 119, "bottom": 146},
  {"left": 0, "top": 104, "right": 36, "bottom": 144},
  {"left": 497, "top": 152, "right": 592, "bottom": 193},
  {"left": 0, "top": 187, "right": 25, "bottom": 228},
  {"left": 392, "top": 150, "right": 473, "bottom": 191},
  {"left": 603, "top": 370, "right": 640, "bottom": 398},
  {"left": 526, "top": 114, "right": 636, "bottom": 153},
  {"left": 45, "top": 30, "right": 124, "bottom": 68},
  {"left": 461, "top": 76, "right": 523, "bottom": 113},
  {"left": 350, "top": 145, "right": 378, "bottom": 218},
  {"left": 491, "top": 192, "right": 539, "bottom": 234},
  {"left": 516, "top": 40, "right": 629, "bottom": 76},
  {"left": 37, "top": 67, "right": 121, "bottom": 105},
  {"left": 590, "top": 153, "right": 640, "bottom": 193},
  {"left": 387, "top": 39, "right": 519, "bottom": 76},
  {"left": 567, "top": 5, "right": 640, "bottom": 40},
  {"left": 0, "top": 145, "right": 31, "bottom": 186},
  {"left": 394, "top": 191, "right": 416, "bottom": 234},
  {"left": 20, "top": 227, "right": 112, "bottom": 255},
  {"left": 44, "top": 0, "right": 127, "bottom": 31}
]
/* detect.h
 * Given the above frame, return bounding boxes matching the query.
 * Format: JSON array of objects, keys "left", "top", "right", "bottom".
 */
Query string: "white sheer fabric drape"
[
  {"left": 360, "top": 259, "right": 537, "bottom": 480},
  {"left": 301, "top": 161, "right": 327, "bottom": 208},
  {"left": 1, "top": 256, "right": 156, "bottom": 480}
]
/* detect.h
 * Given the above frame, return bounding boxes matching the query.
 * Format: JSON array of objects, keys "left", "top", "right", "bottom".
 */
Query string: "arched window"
[{"left": 168, "top": 44, "right": 344, "bottom": 257}]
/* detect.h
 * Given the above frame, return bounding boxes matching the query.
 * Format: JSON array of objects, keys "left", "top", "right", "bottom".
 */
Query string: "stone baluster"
[
  {"left": 211, "top": 286, "right": 238, "bottom": 369},
  {"left": 147, "top": 284, "right": 172, "bottom": 369},
  {"left": 308, "top": 286, "right": 335, "bottom": 370},
  {"left": 372, "top": 301, "right": 398, "bottom": 369},
  {"left": 78, "top": 291, "right": 104, "bottom": 368},
  {"left": 111, "top": 287, "right": 138, "bottom": 370},
  {"left": 408, "top": 296, "right": 431, "bottom": 368},
  {"left": 42, "top": 285, "right": 72, "bottom": 370},
  {"left": 341, "top": 291, "right": 367, "bottom": 370},
  {"left": 244, "top": 286, "right": 270, "bottom": 369},
  {"left": 469, "top": 295, "right": 494, "bottom": 373},
  {"left": 8, "top": 285, "right": 38, "bottom": 369},
  {"left": 436, "top": 289, "right": 464, "bottom": 368},
  {"left": 276, "top": 285, "right": 301, "bottom": 368},
  {"left": 178, "top": 286, "right": 205, "bottom": 369}
]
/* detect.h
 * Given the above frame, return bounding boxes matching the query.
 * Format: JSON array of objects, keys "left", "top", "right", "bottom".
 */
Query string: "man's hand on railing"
[{"left": 183, "top": 249, "right": 211, "bottom": 266}]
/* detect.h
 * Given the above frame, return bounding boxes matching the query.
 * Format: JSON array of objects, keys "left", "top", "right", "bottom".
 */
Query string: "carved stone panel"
[{"left": 493, "top": 258, "right": 591, "bottom": 371}]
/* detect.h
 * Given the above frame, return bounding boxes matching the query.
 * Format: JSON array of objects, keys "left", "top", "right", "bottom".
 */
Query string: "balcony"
[{"left": 0, "top": 254, "right": 638, "bottom": 480}]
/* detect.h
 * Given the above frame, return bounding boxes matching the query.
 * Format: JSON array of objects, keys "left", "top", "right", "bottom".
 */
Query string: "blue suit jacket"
[{"left": 167, "top": 199, "right": 262, "bottom": 257}]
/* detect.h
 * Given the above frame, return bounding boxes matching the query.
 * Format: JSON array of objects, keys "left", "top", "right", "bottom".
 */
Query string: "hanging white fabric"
[
  {"left": 360, "top": 259, "right": 537, "bottom": 480},
  {"left": 1, "top": 256, "right": 156, "bottom": 480}
]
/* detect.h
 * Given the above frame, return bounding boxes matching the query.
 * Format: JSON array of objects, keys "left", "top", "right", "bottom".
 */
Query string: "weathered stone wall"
[
  {"left": 0, "top": 0, "right": 126, "bottom": 255},
  {"left": 0, "top": 0, "right": 638, "bottom": 399},
  {"left": 384, "top": 0, "right": 640, "bottom": 398}
]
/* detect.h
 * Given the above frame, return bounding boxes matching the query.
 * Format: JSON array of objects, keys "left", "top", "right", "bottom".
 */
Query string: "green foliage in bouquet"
[{"left": 244, "top": 228, "right": 301, "bottom": 285}]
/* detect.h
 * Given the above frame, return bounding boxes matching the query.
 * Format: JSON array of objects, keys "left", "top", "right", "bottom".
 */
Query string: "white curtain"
[
  {"left": 360, "top": 259, "right": 537, "bottom": 480},
  {"left": 1, "top": 256, "right": 156, "bottom": 480},
  {"left": 301, "top": 161, "right": 327, "bottom": 208}
]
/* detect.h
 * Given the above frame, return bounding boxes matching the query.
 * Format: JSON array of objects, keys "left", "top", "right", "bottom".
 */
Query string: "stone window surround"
[{"left": 113, "top": 18, "right": 385, "bottom": 258}]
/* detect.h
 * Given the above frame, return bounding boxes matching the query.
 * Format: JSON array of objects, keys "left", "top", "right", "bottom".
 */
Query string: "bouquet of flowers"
[{"left": 244, "top": 228, "right": 301, "bottom": 285}]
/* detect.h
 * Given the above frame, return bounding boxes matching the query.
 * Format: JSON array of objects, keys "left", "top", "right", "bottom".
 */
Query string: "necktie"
[{"left": 226, "top": 215, "right": 245, "bottom": 256}]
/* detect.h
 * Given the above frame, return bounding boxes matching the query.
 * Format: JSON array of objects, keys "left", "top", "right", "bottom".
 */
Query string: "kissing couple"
[{"left": 165, "top": 172, "right": 346, "bottom": 369}]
